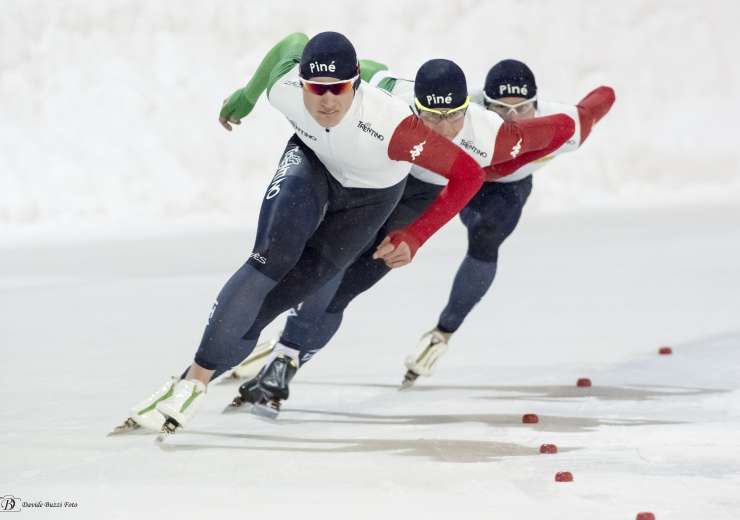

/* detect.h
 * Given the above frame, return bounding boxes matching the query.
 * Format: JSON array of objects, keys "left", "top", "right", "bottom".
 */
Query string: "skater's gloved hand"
[
  {"left": 373, "top": 230, "right": 420, "bottom": 268},
  {"left": 219, "top": 88, "right": 254, "bottom": 131}
]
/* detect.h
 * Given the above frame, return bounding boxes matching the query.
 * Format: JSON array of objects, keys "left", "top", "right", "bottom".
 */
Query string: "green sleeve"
[
  {"left": 359, "top": 59, "right": 388, "bottom": 82},
  {"left": 220, "top": 32, "right": 308, "bottom": 122},
  {"left": 359, "top": 59, "right": 398, "bottom": 93},
  {"left": 375, "top": 77, "right": 397, "bottom": 93}
]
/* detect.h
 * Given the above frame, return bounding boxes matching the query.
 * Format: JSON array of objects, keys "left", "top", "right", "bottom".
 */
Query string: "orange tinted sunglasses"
[{"left": 301, "top": 75, "right": 359, "bottom": 95}]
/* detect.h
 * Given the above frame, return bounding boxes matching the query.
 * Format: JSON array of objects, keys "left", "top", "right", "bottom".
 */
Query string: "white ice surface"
[{"left": 1, "top": 205, "right": 739, "bottom": 519}]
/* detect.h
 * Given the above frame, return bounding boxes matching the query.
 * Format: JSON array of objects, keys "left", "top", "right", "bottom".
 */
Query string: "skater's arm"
[
  {"left": 488, "top": 87, "right": 615, "bottom": 178},
  {"left": 575, "top": 86, "right": 615, "bottom": 144},
  {"left": 485, "top": 114, "right": 575, "bottom": 179},
  {"left": 360, "top": 59, "right": 401, "bottom": 93},
  {"left": 359, "top": 59, "right": 388, "bottom": 82},
  {"left": 219, "top": 32, "right": 308, "bottom": 131},
  {"left": 379, "top": 115, "right": 485, "bottom": 264}
]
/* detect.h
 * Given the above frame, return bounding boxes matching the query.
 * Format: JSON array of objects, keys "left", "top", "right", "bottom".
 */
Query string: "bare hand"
[{"left": 373, "top": 236, "right": 412, "bottom": 268}]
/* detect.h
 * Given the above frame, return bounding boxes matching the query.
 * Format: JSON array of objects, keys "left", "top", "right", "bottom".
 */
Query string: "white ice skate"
[
  {"left": 109, "top": 377, "right": 177, "bottom": 435},
  {"left": 401, "top": 329, "right": 451, "bottom": 388},
  {"left": 228, "top": 336, "right": 279, "bottom": 380},
  {"left": 155, "top": 378, "right": 207, "bottom": 433}
]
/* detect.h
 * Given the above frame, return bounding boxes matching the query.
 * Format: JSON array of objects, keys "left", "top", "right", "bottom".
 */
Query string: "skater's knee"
[
  {"left": 326, "top": 281, "right": 363, "bottom": 313},
  {"left": 467, "top": 232, "right": 500, "bottom": 263},
  {"left": 247, "top": 242, "right": 304, "bottom": 281},
  {"left": 325, "top": 295, "right": 349, "bottom": 314},
  {"left": 467, "top": 248, "right": 499, "bottom": 263}
]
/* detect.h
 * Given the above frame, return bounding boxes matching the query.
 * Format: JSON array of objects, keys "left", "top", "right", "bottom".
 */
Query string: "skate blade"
[
  {"left": 222, "top": 400, "right": 278, "bottom": 421},
  {"left": 222, "top": 395, "right": 253, "bottom": 414},
  {"left": 155, "top": 418, "right": 180, "bottom": 442},
  {"left": 249, "top": 402, "right": 280, "bottom": 420},
  {"left": 399, "top": 370, "right": 420, "bottom": 390},
  {"left": 107, "top": 417, "right": 142, "bottom": 436}
]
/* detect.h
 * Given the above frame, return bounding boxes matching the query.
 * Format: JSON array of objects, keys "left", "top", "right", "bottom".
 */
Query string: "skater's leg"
[
  {"left": 437, "top": 176, "right": 533, "bottom": 333},
  {"left": 217, "top": 254, "right": 344, "bottom": 379},
  {"left": 240, "top": 199, "right": 400, "bottom": 348},
  {"left": 276, "top": 250, "right": 393, "bottom": 365},
  {"left": 190, "top": 136, "right": 330, "bottom": 379},
  {"left": 279, "top": 270, "right": 344, "bottom": 357},
  {"left": 191, "top": 255, "right": 338, "bottom": 382},
  {"left": 437, "top": 254, "right": 498, "bottom": 333},
  {"left": 230, "top": 179, "right": 406, "bottom": 386},
  {"left": 224, "top": 179, "right": 406, "bottom": 408},
  {"left": 133, "top": 138, "right": 332, "bottom": 431},
  {"left": 265, "top": 176, "right": 442, "bottom": 363},
  {"left": 402, "top": 178, "right": 532, "bottom": 385},
  {"left": 281, "top": 250, "right": 393, "bottom": 360}
]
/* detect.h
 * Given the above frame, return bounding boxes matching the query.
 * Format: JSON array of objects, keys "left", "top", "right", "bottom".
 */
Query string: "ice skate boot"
[
  {"left": 109, "top": 377, "right": 177, "bottom": 434},
  {"left": 227, "top": 344, "right": 299, "bottom": 418},
  {"left": 402, "top": 328, "right": 452, "bottom": 388},
  {"left": 155, "top": 378, "right": 207, "bottom": 434}
]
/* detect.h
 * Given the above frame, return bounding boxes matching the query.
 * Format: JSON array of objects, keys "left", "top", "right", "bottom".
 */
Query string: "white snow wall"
[{"left": 2, "top": 0, "right": 739, "bottom": 229}]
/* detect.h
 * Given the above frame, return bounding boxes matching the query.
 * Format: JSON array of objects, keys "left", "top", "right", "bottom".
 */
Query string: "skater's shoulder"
[
  {"left": 467, "top": 102, "right": 500, "bottom": 124},
  {"left": 267, "top": 64, "right": 302, "bottom": 98},
  {"left": 452, "top": 104, "right": 504, "bottom": 163},
  {"left": 350, "top": 83, "right": 414, "bottom": 137},
  {"left": 359, "top": 81, "right": 414, "bottom": 116}
]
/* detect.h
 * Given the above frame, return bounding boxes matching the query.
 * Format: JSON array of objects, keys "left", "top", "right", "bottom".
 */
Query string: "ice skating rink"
[{"left": 2, "top": 205, "right": 739, "bottom": 519}]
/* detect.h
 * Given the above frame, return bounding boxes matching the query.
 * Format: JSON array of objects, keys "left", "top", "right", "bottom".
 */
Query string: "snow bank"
[{"left": 1, "top": 0, "right": 738, "bottom": 234}]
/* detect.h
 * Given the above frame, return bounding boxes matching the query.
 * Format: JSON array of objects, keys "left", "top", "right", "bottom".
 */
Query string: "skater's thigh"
[
  {"left": 375, "top": 176, "right": 444, "bottom": 243},
  {"left": 242, "top": 180, "right": 406, "bottom": 337},
  {"left": 465, "top": 177, "right": 533, "bottom": 261},
  {"left": 325, "top": 253, "right": 390, "bottom": 313},
  {"left": 310, "top": 180, "right": 405, "bottom": 270},
  {"left": 248, "top": 136, "right": 331, "bottom": 280},
  {"left": 245, "top": 186, "right": 407, "bottom": 336},
  {"left": 324, "top": 177, "right": 442, "bottom": 313}
]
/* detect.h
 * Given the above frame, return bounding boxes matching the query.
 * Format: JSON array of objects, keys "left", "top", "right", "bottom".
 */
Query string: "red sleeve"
[
  {"left": 386, "top": 115, "right": 484, "bottom": 257},
  {"left": 486, "top": 114, "right": 575, "bottom": 180},
  {"left": 576, "top": 86, "right": 615, "bottom": 144}
]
